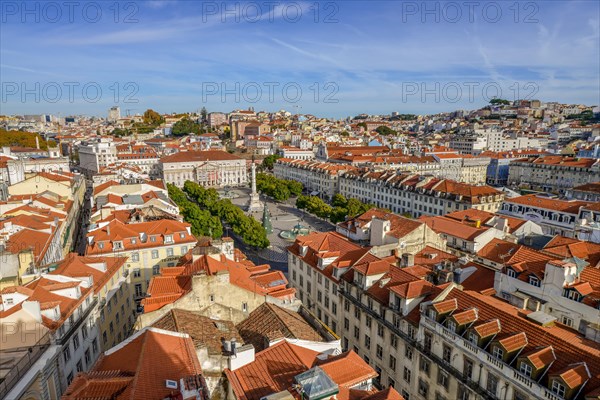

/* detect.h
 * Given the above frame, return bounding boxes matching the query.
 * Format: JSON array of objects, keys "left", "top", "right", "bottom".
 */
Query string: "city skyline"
[{"left": 1, "top": 1, "right": 599, "bottom": 117}]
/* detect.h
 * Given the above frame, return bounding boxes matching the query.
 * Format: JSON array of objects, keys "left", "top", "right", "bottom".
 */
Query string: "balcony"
[
  {"left": 0, "top": 333, "right": 52, "bottom": 399},
  {"left": 422, "top": 314, "right": 555, "bottom": 400}
]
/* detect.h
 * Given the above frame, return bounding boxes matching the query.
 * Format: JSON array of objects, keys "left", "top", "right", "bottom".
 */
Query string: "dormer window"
[
  {"left": 98, "top": 242, "right": 104, "bottom": 250},
  {"left": 551, "top": 380, "right": 566, "bottom": 398},
  {"left": 427, "top": 308, "right": 437, "bottom": 320},
  {"left": 150, "top": 236, "right": 157, "bottom": 243},
  {"left": 179, "top": 232, "right": 185, "bottom": 239},
  {"left": 447, "top": 320, "right": 457, "bottom": 332},
  {"left": 164, "top": 235, "right": 173, "bottom": 244},
  {"left": 492, "top": 346, "right": 504, "bottom": 360},
  {"left": 131, "top": 238, "right": 137, "bottom": 244},
  {"left": 468, "top": 332, "right": 478, "bottom": 345},
  {"left": 519, "top": 362, "right": 532, "bottom": 377},
  {"left": 563, "top": 289, "right": 581, "bottom": 302},
  {"left": 113, "top": 241, "right": 123, "bottom": 250},
  {"left": 507, "top": 269, "right": 517, "bottom": 278},
  {"left": 529, "top": 276, "right": 541, "bottom": 287}
]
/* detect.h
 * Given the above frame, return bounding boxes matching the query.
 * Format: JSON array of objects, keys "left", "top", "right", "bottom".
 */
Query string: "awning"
[{"left": 310, "top": 191, "right": 320, "bottom": 196}]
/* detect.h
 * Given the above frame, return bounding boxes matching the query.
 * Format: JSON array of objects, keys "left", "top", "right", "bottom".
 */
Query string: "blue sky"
[{"left": 1, "top": 0, "right": 599, "bottom": 118}]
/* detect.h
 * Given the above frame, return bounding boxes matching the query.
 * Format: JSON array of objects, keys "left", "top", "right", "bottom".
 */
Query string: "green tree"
[
  {"left": 261, "top": 154, "right": 282, "bottom": 171},
  {"left": 375, "top": 125, "right": 396, "bottom": 136},
  {"left": 489, "top": 98, "right": 510, "bottom": 106},
  {"left": 143, "top": 109, "right": 164, "bottom": 126},
  {"left": 331, "top": 194, "right": 347, "bottom": 208},
  {"left": 330, "top": 207, "right": 348, "bottom": 223},
  {"left": 200, "top": 107, "right": 208, "bottom": 122},
  {"left": 172, "top": 117, "right": 203, "bottom": 136}
]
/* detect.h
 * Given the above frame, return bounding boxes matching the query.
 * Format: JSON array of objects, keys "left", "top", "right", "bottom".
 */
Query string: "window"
[
  {"left": 401, "top": 390, "right": 410, "bottom": 400},
  {"left": 403, "top": 367, "right": 411, "bottom": 383},
  {"left": 167, "top": 248, "right": 174, "bottom": 257},
  {"left": 63, "top": 346, "right": 71, "bottom": 363},
  {"left": 418, "top": 379, "right": 429, "bottom": 397},
  {"left": 77, "top": 359, "right": 83, "bottom": 372},
  {"left": 447, "top": 320, "right": 457, "bottom": 332},
  {"left": 377, "top": 323, "right": 384, "bottom": 338},
  {"left": 551, "top": 380, "right": 566, "bottom": 397},
  {"left": 152, "top": 265, "right": 160, "bottom": 275},
  {"left": 405, "top": 346, "right": 413, "bottom": 360},
  {"left": 354, "top": 327, "right": 360, "bottom": 339},
  {"left": 344, "top": 318, "right": 350, "bottom": 330},
  {"left": 151, "top": 250, "right": 159, "bottom": 259},
  {"left": 366, "top": 315, "right": 372, "bottom": 328},
  {"left": 389, "top": 355, "right": 396, "bottom": 371},
  {"left": 103, "top": 331, "right": 107, "bottom": 344},
  {"left": 82, "top": 324, "right": 88, "bottom": 340},
  {"left": 135, "top": 284, "right": 143, "bottom": 297},
  {"left": 457, "top": 386, "right": 470, "bottom": 400},
  {"left": 67, "top": 372, "right": 74, "bottom": 385},
  {"left": 443, "top": 344, "right": 452, "bottom": 363},
  {"left": 435, "top": 393, "right": 447, "bottom": 400},
  {"left": 528, "top": 275, "right": 541, "bottom": 287},
  {"left": 181, "top": 245, "right": 188, "bottom": 254},
  {"left": 376, "top": 345, "right": 383, "bottom": 359},
  {"left": 424, "top": 332, "right": 433, "bottom": 353},
  {"left": 437, "top": 370, "right": 449, "bottom": 390},
  {"left": 561, "top": 315, "right": 573, "bottom": 327},
  {"left": 332, "top": 302, "right": 337, "bottom": 315},
  {"left": 468, "top": 331, "right": 478, "bottom": 345},
  {"left": 420, "top": 356, "right": 430, "bottom": 376},
  {"left": 73, "top": 333, "right": 80, "bottom": 350},
  {"left": 133, "top": 268, "right": 141, "bottom": 278},
  {"left": 354, "top": 307, "right": 360, "bottom": 319},
  {"left": 131, "top": 253, "right": 139, "bottom": 262},
  {"left": 388, "top": 378, "right": 395, "bottom": 388},
  {"left": 427, "top": 308, "right": 437, "bottom": 320},
  {"left": 242, "top": 302, "right": 248, "bottom": 312},
  {"left": 486, "top": 373, "right": 498, "bottom": 395},
  {"left": 92, "top": 338, "right": 98, "bottom": 354},
  {"left": 513, "top": 390, "right": 528, "bottom": 400},
  {"left": 519, "top": 362, "right": 532, "bottom": 377},
  {"left": 507, "top": 269, "right": 516, "bottom": 278},
  {"left": 492, "top": 346, "right": 504, "bottom": 360},
  {"left": 390, "top": 334, "right": 398, "bottom": 349},
  {"left": 463, "top": 358, "right": 474, "bottom": 380},
  {"left": 364, "top": 335, "right": 371, "bottom": 349}
]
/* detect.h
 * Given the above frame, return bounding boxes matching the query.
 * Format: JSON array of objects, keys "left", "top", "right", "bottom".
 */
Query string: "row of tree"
[
  {"left": 255, "top": 173, "right": 303, "bottom": 202},
  {"left": 296, "top": 194, "right": 376, "bottom": 223},
  {"left": 177, "top": 181, "right": 270, "bottom": 248},
  {"left": 167, "top": 184, "right": 223, "bottom": 239}
]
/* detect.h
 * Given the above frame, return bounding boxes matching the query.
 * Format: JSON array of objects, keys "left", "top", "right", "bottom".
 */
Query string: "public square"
[{"left": 224, "top": 187, "right": 335, "bottom": 273}]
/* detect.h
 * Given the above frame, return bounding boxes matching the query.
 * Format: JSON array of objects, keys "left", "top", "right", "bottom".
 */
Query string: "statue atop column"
[{"left": 247, "top": 157, "right": 263, "bottom": 213}]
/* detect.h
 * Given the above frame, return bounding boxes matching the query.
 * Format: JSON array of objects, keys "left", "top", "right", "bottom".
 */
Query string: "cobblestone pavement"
[{"left": 225, "top": 188, "right": 335, "bottom": 273}]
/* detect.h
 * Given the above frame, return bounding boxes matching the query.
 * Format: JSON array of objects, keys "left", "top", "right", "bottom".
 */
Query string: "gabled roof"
[
  {"left": 237, "top": 303, "right": 327, "bottom": 352},
  {"left": 62, "top": 328, "right": 203, "bottom": 400},
  {"left": 152, "top": 309, "right": 242, "bottom": 355}
]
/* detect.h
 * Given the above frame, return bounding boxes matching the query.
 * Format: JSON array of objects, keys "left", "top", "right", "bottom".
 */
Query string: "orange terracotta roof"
[{"left": 62, "top": 328, "right": 203, "bottom": 400}]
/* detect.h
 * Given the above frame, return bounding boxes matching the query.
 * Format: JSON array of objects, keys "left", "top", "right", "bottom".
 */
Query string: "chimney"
[{"left": 106, "top": 224, "right": 111, "bottom": 236}]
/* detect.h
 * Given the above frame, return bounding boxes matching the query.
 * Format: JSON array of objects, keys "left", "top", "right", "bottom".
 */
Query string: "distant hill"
[{"left": 0, "top": 129, "right": 48, "bottom": 150}]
